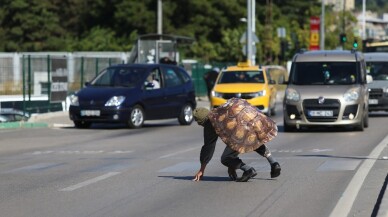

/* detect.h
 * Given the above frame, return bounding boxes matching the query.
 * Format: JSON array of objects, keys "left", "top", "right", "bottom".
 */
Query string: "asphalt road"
[{"left": 0, "top": 101, "right": 387, "bottom": 217}]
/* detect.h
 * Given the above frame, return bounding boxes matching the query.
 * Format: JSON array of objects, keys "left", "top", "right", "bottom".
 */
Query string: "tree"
[{"left": 1, "top": 0, "right": 66, "bottom": 51}]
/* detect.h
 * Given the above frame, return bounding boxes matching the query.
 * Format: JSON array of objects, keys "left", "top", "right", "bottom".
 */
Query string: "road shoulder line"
[{"left": 329, "top": 134, "right": 388, "bottom": 217}]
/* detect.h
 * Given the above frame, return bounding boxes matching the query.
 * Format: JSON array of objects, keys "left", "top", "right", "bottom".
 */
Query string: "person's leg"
[
  {"left": 221, "top": 146, "right": 257, "bottom": 182},
  {"left": 221, "top": 146, "right": 241, "bottom": 181},
  {"left": 255, "top": 145, "right": 281, "bottom": 178}
]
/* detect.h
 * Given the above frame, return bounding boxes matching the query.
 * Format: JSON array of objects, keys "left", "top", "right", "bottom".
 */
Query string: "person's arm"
[
  {"left": 193, "top": 163, "right": 207, "bottom": 181},
  {"left": 193, "top": 121, "right": 218, "bottom": 181}
]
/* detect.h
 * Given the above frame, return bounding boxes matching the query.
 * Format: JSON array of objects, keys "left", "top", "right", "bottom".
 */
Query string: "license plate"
[
  {"left": 369, "top": 99, "right": 378, "bottom": 105},
  {"left": 81, "top": 110, "right": 100, "bottom": 116},
  {"left": 308, "top": 110, "right": 333, "bottom": 117}
]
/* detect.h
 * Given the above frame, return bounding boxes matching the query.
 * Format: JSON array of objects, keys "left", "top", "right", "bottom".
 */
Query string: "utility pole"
[
  {"left": 157, "top": 0, "right": 162, "bottom": 34},
  {"left": 362, "top": 0, "right": 366, "bottom": 40},
  {"left": 246, "top": 0, "right": 253, "bottom": 65},
  {"left": 320, "top": 0, "right": 325, "bottom": 50},
  {"left": 342, "top": 0, "right": 346, "bottom": 49}
]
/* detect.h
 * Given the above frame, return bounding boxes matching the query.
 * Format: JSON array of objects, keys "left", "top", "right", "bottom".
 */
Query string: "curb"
[{"left": 0, "top": 122, "right": 48, "bottom": 129}]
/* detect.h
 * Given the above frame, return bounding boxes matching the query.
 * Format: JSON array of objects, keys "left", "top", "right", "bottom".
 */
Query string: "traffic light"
[
  {"left": 353, "top": 39, "right": 359, "bottom": 48},
  {"left": 340, "top": 33, "right": 347, "bottom": 44}
]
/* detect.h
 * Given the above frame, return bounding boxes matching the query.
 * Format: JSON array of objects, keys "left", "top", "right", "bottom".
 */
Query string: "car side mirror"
[
  {"left": 84, "top": 82, "right": 90, "bottom": 87},
  {"left": 366, "top": 75, "right": 373, "bottom": 84}
]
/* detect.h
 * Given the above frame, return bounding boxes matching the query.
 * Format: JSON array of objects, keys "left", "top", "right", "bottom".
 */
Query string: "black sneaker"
[
  {"left": 270, "top": 162, "right": 281, "bottom": 178},
  {"left": 236, "top": 168, "right": 257, "bottom": 182},
  {"left": 228, "top": 167, "right": 237, "bottom": 181}
]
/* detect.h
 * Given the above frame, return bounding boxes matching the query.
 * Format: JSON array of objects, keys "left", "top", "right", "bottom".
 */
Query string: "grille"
[
  {"left": 221, "top": 93, "right": 255, "bottom": 100},
  {"left": 303, "top": 99, "right": 340, "bottom": 122},
  {"left": 79, "top": 99, "right": 106, "bottom": 107},
  {"left": 369, "top": 88, "right": 383, "bottom": 99}
]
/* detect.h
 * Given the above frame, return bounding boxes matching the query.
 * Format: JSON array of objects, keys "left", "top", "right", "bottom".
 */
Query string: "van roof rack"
[{"left": 299, "top": 48, "right": 307, "bottom": 54}]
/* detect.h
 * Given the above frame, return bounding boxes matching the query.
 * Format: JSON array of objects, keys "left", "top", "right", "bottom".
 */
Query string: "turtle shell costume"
[{"left": 208, "top": 98, "right": 278, "bottom": 153}]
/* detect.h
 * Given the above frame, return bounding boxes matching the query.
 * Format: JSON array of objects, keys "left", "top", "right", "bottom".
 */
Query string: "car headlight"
[
  {"left": 248, "top": 90, "right": 266, "bottom": 97},
  {"left": 211, "top": 91, "right": 222, "bottom": 98},
  {"left": 285, "top": 88, "right": 300, "bottom": 102},
  {"left": 69, "top": 95, "right": 79, "bottom": 106},
  {"left": 105, "top": 96, "right": 126, "bottom": 106},
  {"left": 344, "top": 87, "right": 360, "bottom": 102}
]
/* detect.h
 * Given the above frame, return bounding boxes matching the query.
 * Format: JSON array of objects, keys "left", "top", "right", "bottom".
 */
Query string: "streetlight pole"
[
  {"left": 247, "top": 0, "right": 253, "bottom": 65},
  {"left": 362, "top": 0, "right": 366, "bottom": 40},
  {"left": 157, "top": 0, "right": 162, "bottom": 34}
]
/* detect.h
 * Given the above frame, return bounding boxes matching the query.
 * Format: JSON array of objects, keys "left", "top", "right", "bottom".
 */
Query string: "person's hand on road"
[{"left": 193, "top": 170, "right": 203, "bottom": 181}]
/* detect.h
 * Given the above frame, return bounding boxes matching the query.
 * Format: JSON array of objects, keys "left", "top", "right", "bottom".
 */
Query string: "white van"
[
  {"left": 283, "top": 50, "right": 370, "bottom": 131},
  {"left": 364, "top": 53, "right": 388, "bottom": 112}
]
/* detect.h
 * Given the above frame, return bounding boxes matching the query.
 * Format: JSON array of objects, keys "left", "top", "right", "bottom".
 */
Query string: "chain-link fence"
[
  {"left": 0, "top": 52, "right": 128, "bottom": 113},
  {"left": 0, "top": 52, "right": 231, "bottom": 114}
]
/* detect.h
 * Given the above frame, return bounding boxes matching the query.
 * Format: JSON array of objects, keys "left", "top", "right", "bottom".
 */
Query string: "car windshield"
[
  {"left": 217, "top": 70, "right": 264, "bottom": 84},
  {"left": 366, "top": 62, "right": 388, "bottom": 81},
  {"left": 290, "top": 62, "right": 359, "bottom": 85},
  {"left": 90, "top": 67, "right": 146, "bottom": 87}
]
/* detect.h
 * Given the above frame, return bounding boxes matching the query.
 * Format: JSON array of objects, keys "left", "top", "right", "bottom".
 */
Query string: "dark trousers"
[{"left": 220, "top": 145, "right": 269, "bottom": 169}]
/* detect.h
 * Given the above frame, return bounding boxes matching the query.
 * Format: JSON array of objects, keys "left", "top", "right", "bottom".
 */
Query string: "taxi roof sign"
[{"left": 237, "top": 60, "right": 252, "bottom": 67}]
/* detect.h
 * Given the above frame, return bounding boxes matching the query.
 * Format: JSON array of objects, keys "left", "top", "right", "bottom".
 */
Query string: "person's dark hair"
[{"left": 160, "top": 57, "right": 177, "bottom": 65}]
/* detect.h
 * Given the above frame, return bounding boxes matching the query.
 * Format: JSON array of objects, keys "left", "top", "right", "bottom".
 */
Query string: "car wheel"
[
  {"left": 283, "top": 118, "right": 295, "bottom": 132},
  {"left": 266, "top": 107, "right": 272, "bottom": 117},
  {"left": 354, "top": 113, "right": 364, "bottom": 131},
  {"left": 128, "top": 105, "right": 144, "bottom": 129},
  {"left": 74, "top": 121, "right": 91, "bottom": 129},
  {"left": 270, "top": 103, "right": 276, "bottom": 116},
  {"left": 178, "top": 103, "right": 194, "bottom": 125},
  {"left": 363, "top": 109, "right": 369, "bottom": 128}
]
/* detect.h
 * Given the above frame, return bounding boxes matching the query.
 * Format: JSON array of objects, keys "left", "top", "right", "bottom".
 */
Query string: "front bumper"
[
  {"left": 69, "top": 106, "right": 131, "bottom": 123},
  {"left": 210, "top": 96, "right": 269, "bottom": 113},
  {"left": 283, "top": 98, "right": 364, "bottom": 128}
]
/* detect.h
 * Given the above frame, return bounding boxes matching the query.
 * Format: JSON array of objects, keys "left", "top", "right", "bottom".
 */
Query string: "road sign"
[{"left": 240, "top": 32, "right": 259, "bottom": 43}]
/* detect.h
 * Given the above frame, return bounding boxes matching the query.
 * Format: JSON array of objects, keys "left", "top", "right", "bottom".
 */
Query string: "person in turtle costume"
[{"left": 192, "top": 98, "right": 281, "bottom": 182}]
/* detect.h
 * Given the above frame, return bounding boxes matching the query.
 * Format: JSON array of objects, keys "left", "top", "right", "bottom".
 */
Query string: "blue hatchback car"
[{"left": 69, "top": 63, "right": 196, "bottom": 128}]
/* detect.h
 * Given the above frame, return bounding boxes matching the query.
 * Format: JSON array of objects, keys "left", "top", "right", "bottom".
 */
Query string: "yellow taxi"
[{"left": 210, "top": 61, "right": 277, "bottom": 116}]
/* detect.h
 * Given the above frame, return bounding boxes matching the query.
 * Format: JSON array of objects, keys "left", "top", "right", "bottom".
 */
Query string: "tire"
[
  {"left": 354, "top": 113, "right": 364, "bottom": 131},
  {"left": 178, "top": 103, "right": 194, "bottom": 125},
  {"left": 363, "top": 110, "right": 369, "bottom": 128},
  {"left": 270, "top": 103, "right": 276, "bottom": 116},
  {"left": 74, "top": 121, "right": 91, "bottom": 129},
  {"left": 128, "top": 105, "right": 144, "bottom": 129},
  {"left": 266, "top": 107, "right": 272, "bottom": 117},
  {"left": 283, "top": 118, "right": 295, "bottom": 132}
]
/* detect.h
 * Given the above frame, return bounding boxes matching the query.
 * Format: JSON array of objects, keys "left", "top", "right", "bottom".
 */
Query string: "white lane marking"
[
  {"left": 31, "top": 150, "right": 133, "bottom": 155},
  {"left": 159, "top": 147, "right": 198, "bottom": 159},
  {"left": 52, "top": 123, "right": 73, "bottom": 128},
  {"left": 3, "top": 163, "right": 64, "bottom": 174},
  {"left": 311, "top": 148, "right": 333, "bottom": 153},
  {"left": 59, "top": 172, "right": 120, "bottom": 192},
  {"left": 329, "top": 134, "right": 388, "bottom": 217}
]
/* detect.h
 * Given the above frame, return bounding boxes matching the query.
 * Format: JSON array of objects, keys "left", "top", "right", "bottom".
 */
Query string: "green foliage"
[{"left": 0, "top": 0, "right": 384, "bottom": 62}]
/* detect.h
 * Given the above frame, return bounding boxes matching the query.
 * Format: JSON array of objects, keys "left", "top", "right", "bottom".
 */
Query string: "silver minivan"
[
  {"left": 364, "top": 53, "right": 388, "bottom": 112},
  {"left": 283, "top": 50, "right": 370, "bottom": 131}
]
